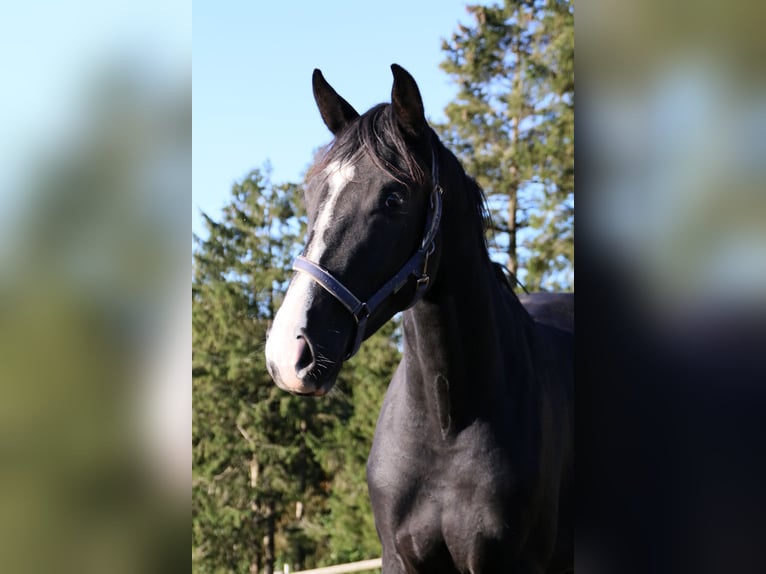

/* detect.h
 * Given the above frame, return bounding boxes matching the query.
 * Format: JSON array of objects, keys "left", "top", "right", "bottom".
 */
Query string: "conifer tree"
[
  {"left": 315, "top": 321, "right": 401, "bottom": 565},
  {"left": 439, "top": 0, "right": 573, "bottom": 290},
  {"left": 192, "top": 166, "right": 399, "bottom": 572},
  {"left": 192, "top": 168, "right": 331, "bottom": 573}
]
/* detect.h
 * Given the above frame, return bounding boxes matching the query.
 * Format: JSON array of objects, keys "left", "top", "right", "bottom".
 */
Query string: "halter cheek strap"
[
  {"left": 293, "top": 146, "right": 443, "bottom": 359},
  {"left": 293, "top": 256, "right": 371, "bottom": 358}
]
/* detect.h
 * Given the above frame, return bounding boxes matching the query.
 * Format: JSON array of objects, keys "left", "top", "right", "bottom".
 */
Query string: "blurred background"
[
  {"left": 580, "top": 0, "right": 766, "bottom": 323},
  {"left": 0, "top": 1, "right": 189, "bottom": 573},
  {"left": 578, "top": 1, "right": 766, "bottom": 573}
]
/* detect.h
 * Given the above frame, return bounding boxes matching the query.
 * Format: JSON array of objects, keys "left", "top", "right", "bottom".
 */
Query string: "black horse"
[{"left": 265, "top": 65, "right": 573, "bottom": 573}]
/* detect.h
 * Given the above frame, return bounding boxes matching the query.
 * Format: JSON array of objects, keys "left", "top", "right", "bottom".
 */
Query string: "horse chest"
[{"left": 368, "top": 421, "right": 529, "bottom": 571}]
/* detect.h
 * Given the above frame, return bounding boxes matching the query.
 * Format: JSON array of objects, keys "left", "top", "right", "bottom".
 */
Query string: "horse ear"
[
  {"left": 390, "top": 64, "right": 428, "bottom": 140},
  {"left": 312, "top": 69, "right": 359, "bottom": 135}
]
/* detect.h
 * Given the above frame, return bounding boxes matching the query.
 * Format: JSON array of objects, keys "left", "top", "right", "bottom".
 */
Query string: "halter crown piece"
[{"left": 293, "top": 145, "right": 444, "bottom": 359}]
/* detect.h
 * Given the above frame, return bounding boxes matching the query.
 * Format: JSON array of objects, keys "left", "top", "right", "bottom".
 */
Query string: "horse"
[{"left": 265, "top": 64, "right": 573, "bottom": 574}]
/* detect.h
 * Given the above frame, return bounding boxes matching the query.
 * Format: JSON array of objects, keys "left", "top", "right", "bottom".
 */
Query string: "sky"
[{"left": 192, "top": 0, "right": 481, "bottom": 239}]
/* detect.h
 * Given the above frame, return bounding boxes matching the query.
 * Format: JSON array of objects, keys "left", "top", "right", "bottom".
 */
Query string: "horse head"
[{"left": 265, "top": 65, "right": 442, "bottom": 396}]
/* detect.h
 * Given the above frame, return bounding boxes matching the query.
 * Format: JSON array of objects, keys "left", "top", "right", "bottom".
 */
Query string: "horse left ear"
[
  {"left": 313, "top": 69, "right": 360, "bottom": 135},
  {"left": 391, "top": 64, "right": 428, "bottom": 141}
]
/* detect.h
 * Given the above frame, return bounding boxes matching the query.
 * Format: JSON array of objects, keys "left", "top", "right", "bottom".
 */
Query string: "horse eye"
[{"left": 385, "top": 193, "right": 404, "bottom": 209}]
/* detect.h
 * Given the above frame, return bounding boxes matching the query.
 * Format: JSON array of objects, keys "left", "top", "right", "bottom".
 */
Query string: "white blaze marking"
[
  {"left": 265, "top": 160, "right": 355, "bottom": 386},
  {"left": 265, "top": 272, "right": 314, "bottom": 385},
  {"left": 306, "top": 161, "right": 356, "bottom": 261}
]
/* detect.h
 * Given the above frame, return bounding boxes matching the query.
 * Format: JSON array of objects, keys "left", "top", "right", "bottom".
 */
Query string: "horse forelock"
[{"left": 307, "top": 104, "right": 429, "bottom": 191}]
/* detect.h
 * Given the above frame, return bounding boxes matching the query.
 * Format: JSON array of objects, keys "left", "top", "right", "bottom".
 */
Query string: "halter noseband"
[{"left": 293, "top": 146, "right": 443, "bottom": 359}]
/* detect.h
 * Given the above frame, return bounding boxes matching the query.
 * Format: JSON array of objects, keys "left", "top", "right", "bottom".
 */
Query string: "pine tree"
[
  {"left": 192, "top": 168, "right": 333, "bottom": 573},
  {"left": 439, "top": 0, "right": 574, "bottom": 290},
  {"left": 192, "top": 165, "right": 402, "bottom": 572},
  {"left": 315, "top": 321, "right": 401, "bottom": 566},
  {"left": 523, "top": 0, "right": 574, "bottom": 290}
]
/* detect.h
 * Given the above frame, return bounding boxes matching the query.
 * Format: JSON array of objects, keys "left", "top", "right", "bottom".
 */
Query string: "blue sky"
[{"left": 193, "top": 0, "right": 482, "bottom": 239}]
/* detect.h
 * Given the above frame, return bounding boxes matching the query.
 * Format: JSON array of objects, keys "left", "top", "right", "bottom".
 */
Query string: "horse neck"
[{"left": 400, "top": 161, "right": 535, "bottom": 434}]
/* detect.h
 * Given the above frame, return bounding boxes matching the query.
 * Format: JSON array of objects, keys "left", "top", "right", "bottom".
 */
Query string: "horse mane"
[{"left": 454, "top": 158, "right": 492, "bottom": 255}]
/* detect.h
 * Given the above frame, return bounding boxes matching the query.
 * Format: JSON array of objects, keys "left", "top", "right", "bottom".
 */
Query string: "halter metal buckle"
[
  {"left": 422, "top": 241, "right": 436, "bottom": 274},
  {"left": 353, "top": 302, "right": 370, "bottom": 324}
]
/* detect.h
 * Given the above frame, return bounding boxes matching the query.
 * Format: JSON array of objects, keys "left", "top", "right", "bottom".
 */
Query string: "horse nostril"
[{"left": 295, "top": 335, "right": 315, "bottom": 376}]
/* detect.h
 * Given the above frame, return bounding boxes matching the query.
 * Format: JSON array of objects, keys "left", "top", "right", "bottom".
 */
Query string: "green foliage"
[
  {"left": 438, "top": 0, "right": 574, "bottom": 290},
  {"left": 193, "top": 168, "right": 321, "bottom": 573},
  {"left": 192, "top": 168, "right": 392, "bottom": 573},
  {"left": 315, "top": 320, "right": 400, "bottom": 565}
]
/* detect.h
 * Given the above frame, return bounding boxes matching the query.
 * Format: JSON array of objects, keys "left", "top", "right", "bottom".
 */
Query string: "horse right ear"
[
  {"left": 312, "top": 69, "right": 360, "bottom": 135},
  {"left": 390, "top": 64, "right": 428, "bottom": 141}
]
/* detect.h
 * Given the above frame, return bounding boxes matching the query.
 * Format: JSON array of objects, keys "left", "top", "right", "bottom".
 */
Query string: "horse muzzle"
[{"left": 265, "top": 336, "right": 339, "bottom": 398}]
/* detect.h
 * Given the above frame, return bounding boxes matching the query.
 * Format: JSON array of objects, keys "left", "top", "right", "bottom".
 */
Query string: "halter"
[{"left": 293, "top": 146, "right": 444, "bottom": 359}]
